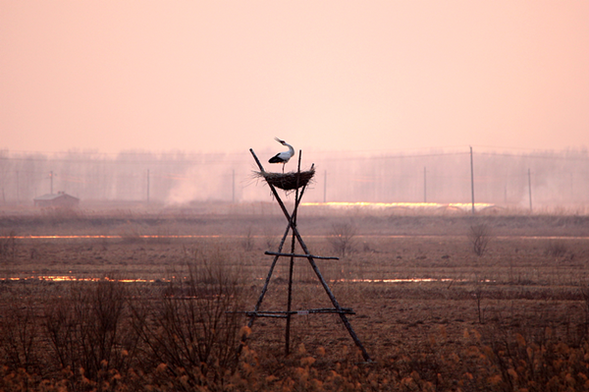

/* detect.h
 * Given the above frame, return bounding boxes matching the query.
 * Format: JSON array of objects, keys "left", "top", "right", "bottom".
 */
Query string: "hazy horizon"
[
  {"left": 1, "top": 148, "right": 588, "bottom": 209},
  {"left": 2, "top": 2, "right": 589, "bottom": 155}
]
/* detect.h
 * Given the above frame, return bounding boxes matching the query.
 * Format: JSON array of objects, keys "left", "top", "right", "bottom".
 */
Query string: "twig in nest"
[{"left": 254, "top": 168, "right": 315, "bottom": 191}]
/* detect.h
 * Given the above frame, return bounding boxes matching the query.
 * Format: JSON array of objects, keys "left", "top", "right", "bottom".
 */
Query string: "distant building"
[{"left": 33, "top": 191, "right": 80, "bottom": 208}]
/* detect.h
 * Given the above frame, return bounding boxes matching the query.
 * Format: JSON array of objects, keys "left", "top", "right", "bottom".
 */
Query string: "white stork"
[{"left": 268, "top": 137, "right": 294, "bottom": 172}]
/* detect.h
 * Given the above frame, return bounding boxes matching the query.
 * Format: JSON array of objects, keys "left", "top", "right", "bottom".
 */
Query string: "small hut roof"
[{"left": 33, "top": 192, "right": 79, "bottom": 201}]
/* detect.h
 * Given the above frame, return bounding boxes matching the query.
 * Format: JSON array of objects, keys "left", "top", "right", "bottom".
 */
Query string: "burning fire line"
[
  {"left": 3, "top": 234, "right": 587, "bottom": 241},
  {"left": 336, "top": 278, "right": 494, "bottom": 283},
  {"left": 1, "top": 234, "right": 224, "bottom": 240},
  {"left": 301, "top": 201, "right": 494, "bottom": 210},
  {"left": 0, "top": 275, "right": 490, "bottom": 284},
  {"left": 0, "top": 275, "right": 172, "bottom": 283}
]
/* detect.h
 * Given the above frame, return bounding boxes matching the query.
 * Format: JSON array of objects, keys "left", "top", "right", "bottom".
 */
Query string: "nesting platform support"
[{"left": 245, "top": 148, "right": 371, "bottom": 362}]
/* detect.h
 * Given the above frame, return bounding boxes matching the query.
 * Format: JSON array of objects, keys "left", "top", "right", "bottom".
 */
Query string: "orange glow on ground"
[
  {"left": 0, "top": 234, "right": 224, "bottom": 240},
  {"left": 0, "top": 276, "right": 170, "bottom": 283},
  {"left": 301, "top": 201, "right": 494, "bottom": 211},
  {"left": 337, "top": 278, "right": 494, "bottom": 284},
  {"left": 0, "top": 276, "right": 484, "bottom": 284}
]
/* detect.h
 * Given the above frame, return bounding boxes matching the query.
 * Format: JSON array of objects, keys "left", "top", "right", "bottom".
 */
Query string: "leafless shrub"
[
  {"left": 0, "top": 301, "right": 40, "bottom": 373},
  {"left": 469, "top": 223, "right": 491, "bottom": 257},
  {"left": 0, "top": 230, "right": 17, "bottom": 262},
  {"left": 472, "top": 285, "right": 485, "bottom": 324},
  {"left": 327, "top": 222, "right": 357, "bottom": 257},
  {"left": 362, "top": 241, "right": 373, "bottom": 253},
  {"left": 581, "top": 285, "right": 589, "bottom": 333},
  {"left": 263, "top": 227, "right": 278, "bottom": 250},
  {"left": 43, "top": 279, "right": 135, "bottom": 383},
  {"left": 544, "top": 240, "right": 568, "bottom": 258},
  {"left": 242, "top": 226, "right": 255, "bottom": 251},
  {"left": 130, "top": 248, "right": 246, "bottom": 389},
  {"left": 118, "top": 223, "right": 144, "bottom": 243}
]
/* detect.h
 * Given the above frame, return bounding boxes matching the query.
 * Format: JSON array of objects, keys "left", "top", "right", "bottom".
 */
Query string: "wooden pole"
[
  {"left": 528, "top": 168, "right": 532, "bottom": 212},
  {"left": 247, "top": 225, "right": 291, "bottom": 328},
  {"left": 423, "top": 167, "right": 427, "bottom": 203},
  {"left": 146, "top": 169, "right": 150, "bottom": 203},
  {"left": 470, "top": 147, "right": 475, "bottom": 214},
  {"left": 285, "top": 151, "right": 302, "bottom": 354},
  {"left": 265, "top": 251, "right": 338, "bottom": 260},
  {"left": 323, "top": 170, "right": 327, "bottom": 203}
]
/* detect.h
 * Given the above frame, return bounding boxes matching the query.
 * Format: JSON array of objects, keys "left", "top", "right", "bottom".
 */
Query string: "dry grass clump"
[
  {"left": 545, "top": 240, "right": 569, "bottom": 258},
  {"left": 2, "top": 321, "right": 589, "bottom": 391},
  {"left": 327, "top": 221, "right": 357, "bottom": 257},
  {"left": 0, "top": 230, "right": 17, "bottom": 262},
  {"left": 130, "top": 249, "right": 247, "bottom": 389},
  {"left": 255, "top": 168, "right": 315, "bottom": 190}
]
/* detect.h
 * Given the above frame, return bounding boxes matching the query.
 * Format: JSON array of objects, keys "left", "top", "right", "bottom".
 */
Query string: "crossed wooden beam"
[{"left": 244, "top": 148, "right": 371, "bottom": 362}]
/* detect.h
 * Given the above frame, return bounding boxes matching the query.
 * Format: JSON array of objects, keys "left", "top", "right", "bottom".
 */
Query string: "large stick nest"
[{"left": 255, "top": 168, "right": 315, "bottom": 190}]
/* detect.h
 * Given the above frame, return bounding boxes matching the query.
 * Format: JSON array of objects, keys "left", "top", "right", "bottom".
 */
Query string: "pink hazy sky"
[{"left": 2, "top": 1, "right": 589, "bottom": 154}]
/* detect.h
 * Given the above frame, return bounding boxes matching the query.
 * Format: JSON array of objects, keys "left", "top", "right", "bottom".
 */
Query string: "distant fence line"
[{"left": 1, "top": 148, "right": 588, "bottom": 208}]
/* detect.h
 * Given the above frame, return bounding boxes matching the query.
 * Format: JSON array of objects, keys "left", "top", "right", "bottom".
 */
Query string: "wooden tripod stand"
[{"left": 244, "top": 148, "right": 371, "bottom": 362}]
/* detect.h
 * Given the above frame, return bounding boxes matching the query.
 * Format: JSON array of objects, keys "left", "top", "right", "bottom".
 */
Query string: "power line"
[{"left": 3, "top": 147, "right": 589, "bottom": 164}]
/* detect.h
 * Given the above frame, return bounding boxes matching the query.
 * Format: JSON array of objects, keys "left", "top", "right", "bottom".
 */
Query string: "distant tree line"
[{"left": 1, "top": 148, "right": 588, "bottom": 208}]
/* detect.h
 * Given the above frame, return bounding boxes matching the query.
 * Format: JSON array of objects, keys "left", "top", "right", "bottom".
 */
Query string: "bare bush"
[
  {"left": 472, "top": 285, "right": 485, "bottom": 324},
  {"left": 130, "top": 248, "right": 246, "bottom": 389},
  {"left": 43, "top": 279, "right": 135, "bottom": 383},
  {"left": 581, "top": 285, "right": 589, "bottom": 333},
  {"left": 469, "top": 223, "right": 491, "bottom": 257},
  {"left": 327, "top": 222, "right": 357, "bottom": 257},
  {"left": 242, "top": 226, "right": 255, "bottom": 251},
  {"left": 0, "top": 230, "right": 17, "bottom": 262},
  {"left": 263, "top": 227, "right": 278, "bottom": 250},
  {"left": 0, "top": 301, "right": 40, "bottom": 373},
  {"left": 544, "top": 240, "right": 568, "bottom": 258},
  {"left": 118, "top": 223, "right": 144, "bottom": 244}
]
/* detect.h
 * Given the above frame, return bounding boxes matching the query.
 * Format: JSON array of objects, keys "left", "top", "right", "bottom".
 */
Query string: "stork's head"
[{"left": 274, "top": 137, "right": 286, "bottom": 145}]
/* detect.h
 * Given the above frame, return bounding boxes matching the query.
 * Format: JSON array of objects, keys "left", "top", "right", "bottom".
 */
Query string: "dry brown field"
[{"left": 1, "top": 205, "right": 589, "bottom": 391}]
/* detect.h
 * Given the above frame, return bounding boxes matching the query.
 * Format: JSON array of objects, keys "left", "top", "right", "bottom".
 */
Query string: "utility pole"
[
  {"left": 528, "top": 168, "right": 532, "bottom": 212},
  {"left": 232, "top": 169, "right": 235, "bottom": 203},
  {"left": 323, "top": 170, "right": 327, "bottom": 203},
  {"left": 50, "top": 171, "right": 54, "bottom": 194},
  {"left": 146, "top": 169, "right": 150, "bottom": 203},
  {"left": 470, "top": 147, "right": 475, "bottom": 214},
  {"left": 16, "top": 171, "right": 19, "bottom": 202},
  {"left": 423, "top": 167, "right": 427, "bottom": 203}
]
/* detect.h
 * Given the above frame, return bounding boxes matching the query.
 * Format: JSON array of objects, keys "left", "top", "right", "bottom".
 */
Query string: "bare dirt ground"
[
  {"left": 2, "top": 209, "right": 589, "bottom": 346},
  {"left": 1, "top": 206, "right": 589, "bottom": 390}
]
